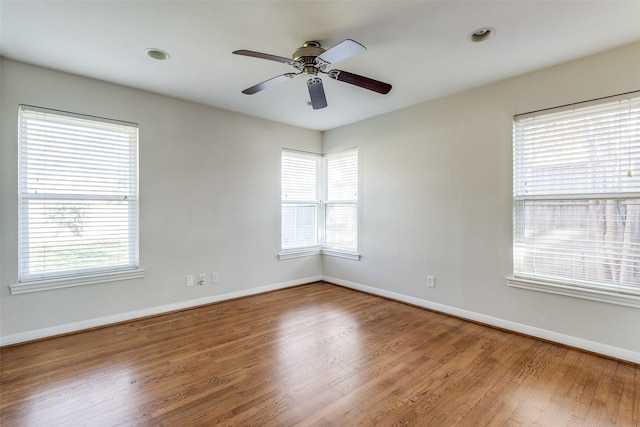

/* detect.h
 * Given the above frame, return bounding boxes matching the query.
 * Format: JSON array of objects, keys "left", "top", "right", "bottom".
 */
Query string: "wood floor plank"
[{"left": 1, "top": 282, "right": 638, "bottom": 426}]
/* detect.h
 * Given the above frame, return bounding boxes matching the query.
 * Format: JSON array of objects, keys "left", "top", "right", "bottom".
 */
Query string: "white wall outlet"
[
  {"left": 186, "top": 274, "right": 194, "bottom": 287},
  {"left": 427, "top": 275, "right": 436, "bottom": 288},
  {"left": 198, "top": 274, "right": 206, "bottom": 286},
  {"left": 212, "top": 272, "right": 220, "bottom": 283}
]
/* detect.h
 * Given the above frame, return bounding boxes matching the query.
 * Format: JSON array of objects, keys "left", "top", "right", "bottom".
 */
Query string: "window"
[
  {"left": 325, "top": 149, "right": 358, "bottom": 254},
  {"left": 281, "top": 151, "right": 320, "bottom": 251},
  {"left": 508, "top": 92, "right": 640, "bottom": 307},
  {"left": 13, "top": 105, "right": 142, "bottom": 294},
  {"left": 280, "top": 148, "right": 359, "bottom": 259}
]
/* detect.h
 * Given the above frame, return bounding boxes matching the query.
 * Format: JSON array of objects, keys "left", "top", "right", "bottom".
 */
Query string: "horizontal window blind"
[
  {"left": 327, "top": 150, "right": 358, "bottom": 202},
  {"left": 281, "top": 152, "right": 318, "bottom": 202},
  {"left": 325, "top": 149, "right": 358, "bottom": 253},
  {"left": 18, "top": 105, "right": 139, "bottom": 281},
  {"left": 513, "top": 93, "right": 640, "bottom": 295}
]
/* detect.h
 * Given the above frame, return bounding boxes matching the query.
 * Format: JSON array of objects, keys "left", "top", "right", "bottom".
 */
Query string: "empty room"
[{"left": 1, "top": 1, "right": 639, "bottom": 425}]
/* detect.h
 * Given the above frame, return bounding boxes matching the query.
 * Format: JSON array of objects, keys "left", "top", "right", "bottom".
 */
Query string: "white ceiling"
[{"left": 1, "top": 1, "right": 640, "bottom": 131}]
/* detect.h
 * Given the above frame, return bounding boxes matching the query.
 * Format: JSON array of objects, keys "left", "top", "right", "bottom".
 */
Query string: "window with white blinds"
[
  {"left": 281, "top": 151, "right": 320, "bottom": 249},
  {"left": 511, "top": 92, "right": 640, "bottom": 305},
  {"left": 281, "top": 148, "right": 359, "bottom": 258},
  {"left": 16, "top": 105, "right": 140, "bottom": 290},
  {"left": 325, "top": 149, "right": 358, "bottom": 253}
]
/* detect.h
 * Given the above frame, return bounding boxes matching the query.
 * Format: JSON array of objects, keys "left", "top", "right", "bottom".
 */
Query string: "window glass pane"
[
  {"left": 21, "top": 199, "right": 135, "bottom": 276},
  {"left": 325, "top": 204, "right": 357, "bottom": 252},
  {"left": 514, "top": 199, "right": 640, "bottom": 294},
  {"left": 281, "top": 204, "right": 317, "bottom": 248}
]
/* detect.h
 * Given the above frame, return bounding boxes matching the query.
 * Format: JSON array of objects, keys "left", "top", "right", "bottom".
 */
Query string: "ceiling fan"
[{"left": 233, "top": 39, "right": 392, "bottom": 109}]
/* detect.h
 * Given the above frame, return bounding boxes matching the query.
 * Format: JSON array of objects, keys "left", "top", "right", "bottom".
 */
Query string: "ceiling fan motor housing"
[{"left": 292, "top": 41, "right": 326, "bottom": 75}]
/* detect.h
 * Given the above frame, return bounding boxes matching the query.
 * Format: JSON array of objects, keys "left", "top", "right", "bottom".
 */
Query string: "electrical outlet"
[
  {"left": 198, "top": 274, "right": 206, "bottom": 286},
  {"left": 427, "top": 276, "right": 436, "bottom": 288},
  {"left": 186, "top": 274, "right": 194, "bottom": 287},
  {"left": 212, "top": 272, "right": 220, "bottom": 283}
]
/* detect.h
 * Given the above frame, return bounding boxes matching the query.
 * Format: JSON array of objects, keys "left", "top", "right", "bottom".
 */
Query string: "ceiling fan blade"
[
  {"left": 328, "top": 70, "right": 392, "bottom": 94},
  {"left": 317, "top": 39, "right": 366, "bottom": 65},
  {"left": 307, "top": 77, "right": 327, "bottom": 109},
  {"left": 242, "top": 73, "right": 298, "bottom": 94},
  {"left": 233, "top": 49, "right": 293, "bottom": 65}
]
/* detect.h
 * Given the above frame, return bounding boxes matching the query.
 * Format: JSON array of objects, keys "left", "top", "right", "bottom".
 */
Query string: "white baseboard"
[
  {"left": 0, "top": 276, "right": 322, "bottom": 346},
  {"left": 323, "top": 276, "right": 640, "bottom": 365},
  {"left": 4, "top": 275, "right": 639, "bottom": 364}
]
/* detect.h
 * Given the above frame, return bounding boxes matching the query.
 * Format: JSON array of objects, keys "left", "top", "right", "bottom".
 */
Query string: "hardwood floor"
[{"left": 1, "top": 282, "right": 638, "bottom": 426}]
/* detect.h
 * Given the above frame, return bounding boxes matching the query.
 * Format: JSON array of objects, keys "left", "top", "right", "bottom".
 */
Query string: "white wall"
[
  {"left": 323, "top": 42, "right": 640, "bottom": 360},
  {"left": 0, "top": 59, "right": 322, "bottom": 343},
  {"left": 3, "top": 42, "right": 640, "bottom": 361}
]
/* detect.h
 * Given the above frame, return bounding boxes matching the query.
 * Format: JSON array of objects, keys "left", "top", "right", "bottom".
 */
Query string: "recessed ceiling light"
[
  {"left": 469, "top": 27, "right": 495, "bottom": 43},
  {"left": 145, "top": 48, "right": 170, "bottom": 61}
]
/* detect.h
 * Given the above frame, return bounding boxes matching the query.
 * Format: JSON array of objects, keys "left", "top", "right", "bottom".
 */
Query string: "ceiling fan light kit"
[{"left": 233, "top": 39, "right": 392, "bottom": 109}]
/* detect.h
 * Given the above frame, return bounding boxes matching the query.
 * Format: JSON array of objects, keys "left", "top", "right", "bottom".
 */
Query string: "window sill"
[
  {"left": 10, "top": 268, "right": 145, "bottom": 295},
  {"left": 321, "top": 249, "right": 361, "bottom": 260},
  {"left": 278, "top": 248, "right": 361, "bottom": 261},
  {"left": 278, "top": 247, "right": 321, "bottom": 260},
  {"left": 506, "top": 276, "right": 640, "bottom": 308}
]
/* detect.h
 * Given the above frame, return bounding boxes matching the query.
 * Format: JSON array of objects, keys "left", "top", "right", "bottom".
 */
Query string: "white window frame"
[
  {"left": 324, "top": 148, "right": 359, "bottom": 257},
  {"left": 507, "top": 92, "right": 640, "bottom": 308},
  {"left": 279, "top": 148, "right": 360, "bottom": 260},
  {"left": 11, "top": 105, "right": 143, "bottom": 294},
  {"left": 280, "top": 150, "right": 322, "bottom": 256}
]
